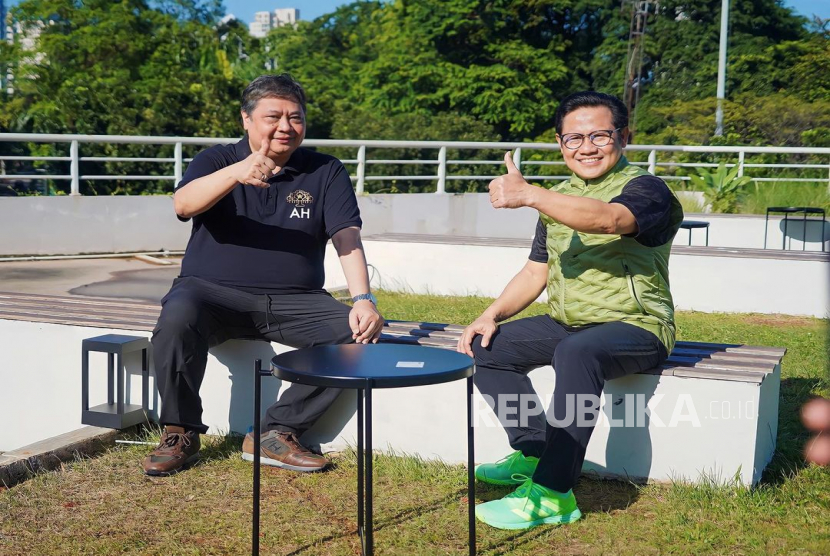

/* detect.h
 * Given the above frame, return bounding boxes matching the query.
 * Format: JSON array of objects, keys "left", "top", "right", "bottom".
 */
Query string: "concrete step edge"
[{"left": 0, "top": 426, "right": 117, "bottom": 489}]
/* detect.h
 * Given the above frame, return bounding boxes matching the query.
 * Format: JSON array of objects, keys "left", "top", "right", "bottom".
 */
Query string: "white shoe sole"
[{"left": 476, "top": 507, "right": 582, "bottom": 530}]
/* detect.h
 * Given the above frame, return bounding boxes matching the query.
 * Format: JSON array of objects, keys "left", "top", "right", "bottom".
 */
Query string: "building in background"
[
  {"left": 3, "top": 17, "right": 44, "bottom": 95},
  {"left": 248, "top": 8, "right": 299, "bottom": 38},
  {"left": 1, "top": 0, "right": 8, "bottom": 94}
]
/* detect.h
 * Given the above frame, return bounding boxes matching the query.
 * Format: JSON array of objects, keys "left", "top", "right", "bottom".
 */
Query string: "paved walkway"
[{"left": 0, "top": 258, "right": 179, "bottom": 303}]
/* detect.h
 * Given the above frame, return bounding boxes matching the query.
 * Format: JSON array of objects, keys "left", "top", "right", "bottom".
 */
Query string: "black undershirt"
[{"left": 529, "top": 175, "right": 680, "bottom": 263}]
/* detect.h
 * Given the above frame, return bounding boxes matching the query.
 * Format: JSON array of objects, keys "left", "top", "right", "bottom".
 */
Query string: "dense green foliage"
[
  {"left": 690, "top": 161, "right": 752, "bottom": 213},
  {"left": 0, "top": 0, "right": 827, "bottom": 195}
]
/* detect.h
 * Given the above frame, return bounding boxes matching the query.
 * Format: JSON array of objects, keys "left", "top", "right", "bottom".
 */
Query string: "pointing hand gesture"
[
  {"left": 237, "top": 133, "right": 278, "bottom": 188},
  {"left": 488, "top": 151, "right": 532, "bottom": 209}
]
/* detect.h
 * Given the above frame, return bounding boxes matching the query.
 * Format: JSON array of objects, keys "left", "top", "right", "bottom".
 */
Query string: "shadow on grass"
[
  {"left": 476, "top": 475, "right": 640, "bottom": 513},
  {"left": 199, "top": 432, "right": 244, "bottom": 460},
  {"left": 478, "top": 527, "right": 556, "bottom": 556},
  {"left": 760, "top": 376, "right": 827, "bottom": 487},
  {"left": 282, "top": 487, "right": 468, "bottom": 555},
  {"left": 468, "top": 476, "right": 641, "bottom": 555}
]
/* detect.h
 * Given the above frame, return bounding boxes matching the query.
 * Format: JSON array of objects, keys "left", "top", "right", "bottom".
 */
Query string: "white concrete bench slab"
[{"left": 0, "top": 291, "right": 785, "bottom": 486}]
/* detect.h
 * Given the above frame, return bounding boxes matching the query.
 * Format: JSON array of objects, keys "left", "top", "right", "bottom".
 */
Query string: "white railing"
[{"left": 1, "top": 133, "right": 829, "bottom": 195}]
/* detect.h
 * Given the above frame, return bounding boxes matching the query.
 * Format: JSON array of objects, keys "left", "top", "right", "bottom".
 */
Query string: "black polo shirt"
[{"left": 176, "top": 135, "right": 362, "bottom": 293}]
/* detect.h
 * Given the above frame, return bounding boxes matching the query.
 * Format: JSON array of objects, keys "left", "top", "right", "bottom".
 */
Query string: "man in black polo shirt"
[{"left": 143, "top": 74, "right": 384, "bottom": 476}]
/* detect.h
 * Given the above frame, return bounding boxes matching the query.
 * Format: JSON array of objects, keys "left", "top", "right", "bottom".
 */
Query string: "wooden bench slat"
[
  {"left": 668, "top": 366, "right": 766, "bottom": 384},
  {"left": 0, "top": 305, "right": 158, "bottom": 322},
  {"left": 0, "top": 291, "right": 156, "bottom": 308},
  {"left": 0, "top": 312, "right": 155, "bottom": 331},
  {"left": 385, "top": 320, "right": 467, "bottom": 332},
  {"left": 0, "top": 292, "right": 786, "bottom": 384},
  {"left": 674, "top": 340, "right": 786, "bottom": 357},
  {"left": 665, "top": 354, "right": 775, "bottom": 372},
  {"left": 0, "top": 299, "right": 160, "bottom": 319},
  {"left": 669, "top": 347, "right": 783, "bottom": 363},
  {"left": 384, "top": 321, "right": 787, "bottom": 357}
]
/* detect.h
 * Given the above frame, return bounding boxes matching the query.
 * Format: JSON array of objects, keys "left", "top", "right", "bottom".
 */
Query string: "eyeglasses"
[{"left": 559, "top": 128, "right": 622, "bottom": 150}]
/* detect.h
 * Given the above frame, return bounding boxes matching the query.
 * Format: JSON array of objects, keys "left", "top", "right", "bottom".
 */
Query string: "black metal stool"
[
  {"left": 81, "top": 334, "right": 150, "bottom": 429},
  {"left": 679, "top": 220, "right": 710, "bottom": 246}
]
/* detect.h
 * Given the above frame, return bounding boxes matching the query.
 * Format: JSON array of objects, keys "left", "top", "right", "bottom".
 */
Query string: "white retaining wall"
[
  {"left": 1, "top": 194, "right": 827, "bottom": 256},
  {"left": 321, "top": 241, "right": 830, "bottom": 318},
  {"left": 0, "top": 318, "right": 779, "bottom": 486}
]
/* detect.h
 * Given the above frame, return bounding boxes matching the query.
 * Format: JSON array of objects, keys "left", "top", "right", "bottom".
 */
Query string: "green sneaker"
[
  {"left": 475, "top": 476, "right": 582, "bottom": 530},
  {"left": 474, "top": 451, "right": 539, "bottom": 485}
]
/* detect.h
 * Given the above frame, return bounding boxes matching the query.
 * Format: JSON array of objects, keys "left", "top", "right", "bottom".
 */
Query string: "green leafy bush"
[{"left": 690, "top": 162, "right": 753, "bottom": 213}]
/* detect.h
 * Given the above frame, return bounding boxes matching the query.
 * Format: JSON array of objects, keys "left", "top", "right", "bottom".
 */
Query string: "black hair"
[
  {"left": 553, "top": 91, "right": 628, "bottom": 135},
  {"left": 241, "top": 74, "right": 307, "bottom": 116}
]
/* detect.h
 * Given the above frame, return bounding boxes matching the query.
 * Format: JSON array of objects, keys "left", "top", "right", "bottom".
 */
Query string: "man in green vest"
[{"left": 457, "top": 91, "right": 684, "bottom": 530}]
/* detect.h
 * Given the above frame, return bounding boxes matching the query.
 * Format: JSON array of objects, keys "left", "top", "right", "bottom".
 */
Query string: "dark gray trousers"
[
  {"left": 472, "top": 315, "right": 668, "bottom": 493},
  {"left": 151, "top": 276, "right": 353, "bottom": 435}
]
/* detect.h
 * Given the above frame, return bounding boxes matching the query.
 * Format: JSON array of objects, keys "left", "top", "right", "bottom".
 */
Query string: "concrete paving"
[{"left": 0, "top": 258, "right": 180, "bottom": 303}]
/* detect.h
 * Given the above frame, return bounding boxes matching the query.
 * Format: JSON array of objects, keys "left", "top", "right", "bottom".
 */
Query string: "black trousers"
[
  {"left": 472, "top": 315, "right": 668, "bottom": 493},
  {"left": 151, "top": 276, "right": 353, "bottom": 435}
]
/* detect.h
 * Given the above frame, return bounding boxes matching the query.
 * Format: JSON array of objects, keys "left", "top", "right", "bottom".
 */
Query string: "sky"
[
  {"left": 222, "top": 0, "right": 828, "bottom": 23},
  {"left": 3, "top": 0, "right": 828, "bottom": 25},
  {"left": 223, "top": 0, "right": 348, "bottom": 22},
  {"left": 6, "top": 0, "right": 830, "bottom": 23}
]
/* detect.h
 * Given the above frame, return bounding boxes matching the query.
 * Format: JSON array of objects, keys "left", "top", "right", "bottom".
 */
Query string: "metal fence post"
[
  {"left": 648, "top": 149, "right": 657, "bottom": 174},
  {"left": 174, "top": 142, "right": 183, "bottom": 187},
  {"left": 356, "top": 145, "right": 366, "bottom": 195},
  {"left": 737, "top": 150, "right": 745, "bottom": 177},
  {"left": 437, "top": 146, "right": 447, "bottom": 194},
  {"left": 512, "top": 147, "right": 522, "bottom": 172},
  {"left": 70, "top": 140, "right": 80, "bottom": 196}
]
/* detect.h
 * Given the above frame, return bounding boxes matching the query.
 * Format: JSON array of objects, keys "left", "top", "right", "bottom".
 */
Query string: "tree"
[
  {"left": 353, "top": 0, "right": 582, "bottom": 140},
  {"left": 0, "top": 0, "right": 247, "bottom": 193},
  {"left": 590, "top": 0, "right": 812, "bottom": 128},
  {"left": 262, "top": 1, "right": 385, "bottom": 139}
]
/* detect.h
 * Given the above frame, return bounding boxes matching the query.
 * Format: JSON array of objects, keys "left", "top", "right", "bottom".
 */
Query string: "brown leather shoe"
[
  {"left": 242, "top": 430, "right": 329, "bottom": 472},
  {"left": 142, "top": 426, "right": 201, "bottom": 476}
]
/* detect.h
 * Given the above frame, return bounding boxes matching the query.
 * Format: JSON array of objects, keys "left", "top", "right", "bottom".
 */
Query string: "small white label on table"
[{"left": 396, "top": 361, "right": 424, "bottom": 368}]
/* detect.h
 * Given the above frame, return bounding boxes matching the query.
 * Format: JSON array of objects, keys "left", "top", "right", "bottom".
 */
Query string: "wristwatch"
[{"left": 352, "top": 293, "right": 377, "bottom": 305}]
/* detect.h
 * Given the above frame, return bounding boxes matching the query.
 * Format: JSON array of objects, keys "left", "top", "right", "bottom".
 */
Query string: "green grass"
[
  {"left": 1, "top": 292, "right": 828, "bottom": 555},
  {"left": 670, "top": 179, "right": 830, "bottom": 216},
  {"left": 675, "top": 191, "right": 707, "bottom": 214},
  {"left": 738, "top": 181, "right": 830, "bottom": 215}
]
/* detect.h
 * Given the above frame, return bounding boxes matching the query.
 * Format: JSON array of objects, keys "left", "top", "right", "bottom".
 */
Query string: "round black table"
[
  {"left": 251, "top": 344, "right": 476, "bottom": 555},
  {"left": 764, "top": 206, "right": 826, "bottom": 252}
]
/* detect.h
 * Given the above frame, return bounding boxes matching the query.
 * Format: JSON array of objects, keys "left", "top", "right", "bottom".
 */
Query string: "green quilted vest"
[{"left": 539, "top": 157, "right": 683, "bottom": 351}]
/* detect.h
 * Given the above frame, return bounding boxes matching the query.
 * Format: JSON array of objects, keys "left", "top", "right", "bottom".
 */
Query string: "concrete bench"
[{"left": 0, "top": 291, "right": 785, "bottom": 486}]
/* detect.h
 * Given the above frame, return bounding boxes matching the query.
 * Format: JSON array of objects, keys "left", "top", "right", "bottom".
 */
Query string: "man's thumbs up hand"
[
  {"left": 503, "top": 151, "right": 522, "bottom": 176},
  {"left": 488, "top": 151, "right": 533, "bottom": 209},
  {"left": 234, "top": 131, "right": 278, "bottom": 188},
  {"left": 259, "top": 135, "right": 271, "bottom": 155}
]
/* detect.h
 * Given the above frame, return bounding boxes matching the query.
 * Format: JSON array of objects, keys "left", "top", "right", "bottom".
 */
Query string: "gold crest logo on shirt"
[
  {"left": 286, "top": 190, "right": 313, "bottom": 207},
  {"left": 286, "top": 190, "right": 313, "bottom": 219}
]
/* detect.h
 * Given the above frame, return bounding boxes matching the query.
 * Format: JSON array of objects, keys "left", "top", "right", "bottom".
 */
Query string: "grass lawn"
[{"left": 1, "top": 292, "right": 828, "bottom": 555}]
